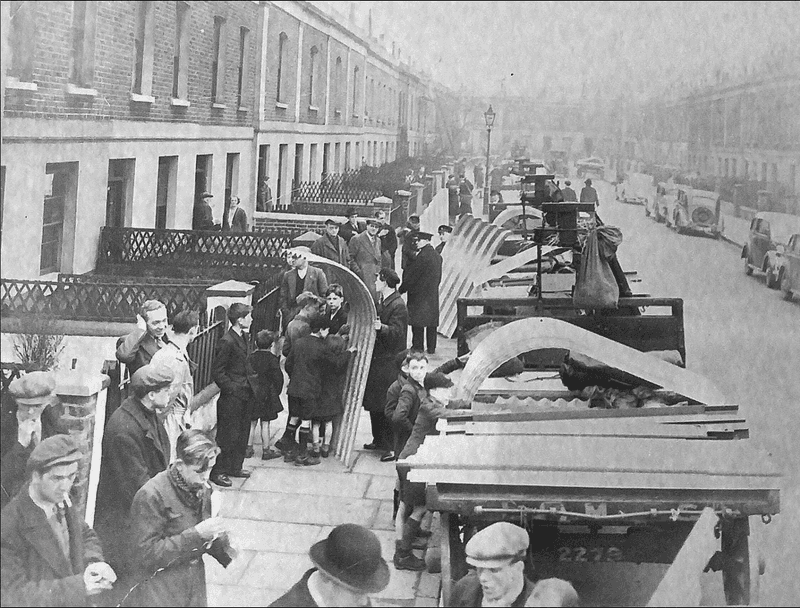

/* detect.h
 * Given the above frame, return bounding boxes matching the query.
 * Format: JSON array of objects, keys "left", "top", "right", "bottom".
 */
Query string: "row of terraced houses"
[{"left": 0, "top": 0, "right": 452, "bottom": 280}]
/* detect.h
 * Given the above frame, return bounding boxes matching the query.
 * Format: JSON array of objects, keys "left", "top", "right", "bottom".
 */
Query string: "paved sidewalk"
[{"left": 206, "top": 339, "right": 458, "bottom": 607}]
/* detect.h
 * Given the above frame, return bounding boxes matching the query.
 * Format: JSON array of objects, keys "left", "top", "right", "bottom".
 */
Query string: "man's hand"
[
  {"left": 16, "top": 417, "right": 39, "bottom": 448},
  {"left": 84, "top": 562, "right": 116, "bottom": 595},
  {"left": 195, "top": 516, "right": 227, "bottom": 541},
  {"left": 136, "top": 314, "right": 147, "bottom": 331},
  {"left": 373, "top": 320, "right": 383, "bottom": 331}
]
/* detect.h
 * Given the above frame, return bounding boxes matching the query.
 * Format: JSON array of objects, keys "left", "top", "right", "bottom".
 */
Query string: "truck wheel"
[{"left": 766, "top": 266, "right": 778, "bottom": 289}]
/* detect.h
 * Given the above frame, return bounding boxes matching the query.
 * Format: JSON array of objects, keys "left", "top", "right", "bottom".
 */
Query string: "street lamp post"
[{"left": 483, "top": 105, "right": 496, "bottom": 216}]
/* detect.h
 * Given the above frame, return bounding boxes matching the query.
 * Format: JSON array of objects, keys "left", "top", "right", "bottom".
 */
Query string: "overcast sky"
[{"left": 320, "top": 1, "right": 799, "bottom": 101}]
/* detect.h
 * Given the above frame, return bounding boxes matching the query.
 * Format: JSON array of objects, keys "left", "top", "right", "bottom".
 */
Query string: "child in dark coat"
[
  {"left": 312, "top": 333, "right": 353, "bottom": 458},
  {"left": 247, "top": 330, "right": 284, "bottom": 460}
]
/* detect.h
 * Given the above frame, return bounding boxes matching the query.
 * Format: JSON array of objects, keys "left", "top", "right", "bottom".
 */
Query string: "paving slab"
[
  {"left": 366, "top": 472, "right": 400, "bottom": 500},
  {"left": 223, "top": 518, "right": 326, "bottom": 553},
  {"left": 378, "top": 567, "right": 423, "bottom": 601},
  {"left": 221, "top": 490, "right": 381, "bottom": 526},
  {"left": 417, "top": 572, "right": 442, "bottom": 598},
  {"left": 203, "top": 550, "right": 257, "bottom": 586},
  {"left": 207, "top": 583, "right": 282, "bottom": 607},
  {"left": 352, "top": 451, "right": 399, "bottom": 477},
  {"left": 240, "top": 466, "right": 371, "bottom": 497},
  {"left": 374, "top": 498, "right": 398, "bottom": 530},
  {"left": 239, "top": 551, "right": 315, "bottom": 589}
]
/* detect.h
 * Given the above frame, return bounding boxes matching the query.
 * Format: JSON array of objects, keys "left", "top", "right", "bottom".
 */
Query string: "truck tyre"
[{"left": 766, "top": 266, "right": 778, "bottom": 289}]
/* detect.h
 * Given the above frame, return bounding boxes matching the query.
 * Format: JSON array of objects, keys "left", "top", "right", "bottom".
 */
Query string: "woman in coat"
[
  {"left": 362, "top": 268, "right": 408, "bottom": 460},
  {"left": 130, "top": 430, "right": 234, "bottom": 607}
]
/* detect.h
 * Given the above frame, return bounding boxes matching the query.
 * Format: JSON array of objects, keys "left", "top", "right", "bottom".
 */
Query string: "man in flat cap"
[
  {"left": 435, "top": 224, "right": 453, "bottom": 255},
  {"left": 270, "top": 523, "right": 390, "bottom": 607},
  {"left": 280, "top": 248, "right": 329, "bottom": 331},
  {"left": 1, "top": 435, "right": 117, "bottom": 606},
  {"left": 450, "top": 522, "right": 536, "bottom": 607},
  {"left": 399, "top": 231, "right": 443, "bottom": 354},
  {"left": 116, "top": 299, "right": 171, "bottom": 377},
  {"left": 339, "top": 207, "right": 365, "bottom": 243},
  {"left": 94, "top": 362, "right": 174, "bottom": 599},
  {"left": 561, "top": 180, "right": 577, "bottom": 202},
  {"left": 349, "top": 217, "right": 390, "bottom": 304},
  {"left": 1, "top": 371, "right": 67, "bottom": 509},
  {"left": 310, "top": 218, "right": 353, "bottom": 272}
]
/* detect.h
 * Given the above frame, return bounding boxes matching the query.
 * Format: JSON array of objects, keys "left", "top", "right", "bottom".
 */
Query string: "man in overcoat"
[
  {"left": 362, "top": 268, "right": 408, "bottom": 460},
  {"left": 279, "top": 249, "right": 328, "bottom": 330},
  {"left": 374, "top": 209, "right": 398, "bottom": 269},
  {"left": 310, "top": 219, "right": 353, "bottom": 271},
  {"left": 1, "top": 435, "right": 116, "bottom": 607},
  {"left": 94, "top": 363, "right": 174, "bottom": 603},
  {"left": 399, "top": 232, "right": 443, "bottom": 354},
  {"left": 1, "top": 371, "right": 67, "bottom": 509},
  {"left": 210, "top": 303, "right": 257, "bottom": 488},
  {"left": 398, "top": 215, "right": 421, "bottom": 271},
  {"left": 116, "top": 299, "right": 171, "bottom": 377},
  {"left": 338, "top": 207, "right": 365, "bottom": 243},
  {"left": 349, "top": 218, "right": 388, "bottom": 304}
]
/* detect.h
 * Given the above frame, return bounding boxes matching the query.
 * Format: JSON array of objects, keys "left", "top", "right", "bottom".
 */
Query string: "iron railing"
[
  {"left": 291, "top": 175, "right": 383, "bottom": 206},
  {"left": 187, "top": 307, "right": 227, "bottom": 393},
  {"left": 97, "top": 226, "right": 296, "bottom": 272},
  {"left": 1, "top": 276, "right": 211, "bottom": 324}
]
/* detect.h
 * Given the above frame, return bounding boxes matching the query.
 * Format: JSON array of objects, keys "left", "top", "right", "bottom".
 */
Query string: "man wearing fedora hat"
[
  {"left": 579, "top": 178, "right": 599, "bottom": 208},
  {"left": 1, "top": 371, "right": 67, "bottom": 509},
  {"left": 349, "top": 218, "right": 389, "bottom": 304},
  {"left": 1, "top": 435, "right": 117, "bottom": 606},
  {"left": 450, "top": 522, "right": 536, "bottom": 607},
  {"left": 269, "top": 523, "right": 390, "bottom": 607},
  {"left": 399, "top": 231, "right": 442, "bottom": 354}
]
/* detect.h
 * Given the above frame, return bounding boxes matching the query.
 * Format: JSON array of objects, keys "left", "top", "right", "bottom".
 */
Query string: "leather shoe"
[
  {"left": 210, "top": 473, "right": 232, "bottom": 487},
  {"left": 228, "top": 469, "right": 251, "bottom": 478},
  {"left": 380, "top": 451, "right": 396, "bottom": 462},
  {"left": 363, "top": 442, "right": 379, "bottom": 450}
]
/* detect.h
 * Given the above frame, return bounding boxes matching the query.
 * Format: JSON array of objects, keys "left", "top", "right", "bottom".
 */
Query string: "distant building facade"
[{"left": 0, "top": 1, "right": 447, "bottom": 280}]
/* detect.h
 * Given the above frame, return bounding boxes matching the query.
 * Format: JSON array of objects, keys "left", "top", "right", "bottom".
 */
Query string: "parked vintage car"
[
  {"left": 778, "top": 233, "right": 800, "bottom": 300},
  {"left": 742, "top": 212, "right": 800, "bottom": 281},
  {"left": 575, "top": 156, "right": 605, "bottom": 180},
  {"left": 647, "top": 182, "right": 684, "bottom": 226},
  {"left": 672, "top": 188, "right": 724, "bottom": 238}
]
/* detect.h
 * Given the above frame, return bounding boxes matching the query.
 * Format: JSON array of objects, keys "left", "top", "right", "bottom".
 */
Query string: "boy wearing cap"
[
  {"left": 451, "top": 522, "right": 536, "bottom": 607},
  {"left": 210, "top": 303, "right": 257, "bottom": 487},
  {"left": 279, "top": 248, "right": 329, "bottom": 330},
  {"left": 95, "top": 362, "right": 175, "bottom": 593},
  {"left": 270, "top": 523, "right": 389, "bottom": 607},
  {"left": 399, "top": 231, "right": 442, "bottom": 354},
  {"left": 1, "top": 371, "right": 67, "bottom": 509},
  {"left": 1, "top": 435, "right": 117, "bottom": 607},
  {"left": 435, "top": 224, "right": 453, "bottom": 254}
]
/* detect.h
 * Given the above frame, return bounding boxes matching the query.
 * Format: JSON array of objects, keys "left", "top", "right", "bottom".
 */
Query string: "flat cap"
[
  {"left": 324, "top": 218, "right": 341, "bottom": 226},
  {"left": 9, "top": 371, "right": 57, "bottom": 407},
  {"left": 413, "top": 231, "right": 433, "bottom": 242},
  {"left": 131, "top": 362, "right": 175, "bottom": 396},
  {"left": 465, "top": 522, "right": 529, "bottom": 568},
  {"left": 437, "top": 225, "right": 453, "bottom": 234},
  {"left": 27, "top": 434, "right": 81, "bottom": 474},
  {"left": 366, "top": 218, "right": 383, "bottom": 227}
]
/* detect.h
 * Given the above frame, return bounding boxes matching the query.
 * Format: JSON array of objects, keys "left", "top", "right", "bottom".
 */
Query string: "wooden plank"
[
  {"left": 455, "top": 317, "right": 725, "bottom": 405},
  {"left": 646, "top": 508, "right": 718, "bottom": 606},
  {"left": 462, "top": 420, "right": 742, "bottom": 439}
]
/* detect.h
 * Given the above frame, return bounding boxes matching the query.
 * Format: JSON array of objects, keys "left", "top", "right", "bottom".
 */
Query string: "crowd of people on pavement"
[{"left": 1, "top": 189, "right": 579, "bottom": 607}]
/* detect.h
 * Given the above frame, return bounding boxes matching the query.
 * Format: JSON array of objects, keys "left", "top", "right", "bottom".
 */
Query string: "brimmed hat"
[
  {"left": 309, "top": 524, "right": 390, "bottom": 594},
  {"left": 465, "top": 522, "right": 529, "bottom": 568},
  {"left": 26, "top": 434, "right": 82, "bottom": 475},
  {"left": 412, "top": 231, "right": 433, "bottom": 242},
  {"left": 324, "top": 218, "right": 341, "bottom": 226},
  {"left": 200, "top": 192, "right": 213, "bottom": 199},
  {"left": 345, "top": 208, "right": 359, "bottom": 218},
  {"left": 584, "top": 178, "right": 592, "bottom": 185},
  {"left": 9, "top": 371, "right": 57, "bottom": 408},
  {"left": 366, "top": 218, "right": 382, "bottom": 227}
]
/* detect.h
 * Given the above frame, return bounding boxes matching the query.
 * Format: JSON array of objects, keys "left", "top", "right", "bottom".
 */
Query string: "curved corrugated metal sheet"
[
  {"left": 438, "top": 215, "right": 512, "bottom": 337},
  {"left": 454, "top": 317, "right": 726, "bottom": 406},
  {"left": 492, "top": 205, "right": 543, "bottom": 227},
  {"left": 306, "top": 252, "right": 376, "bottom": 468},
  {"left": 419, "top": 187, "right": 449, "bottom": 234}
]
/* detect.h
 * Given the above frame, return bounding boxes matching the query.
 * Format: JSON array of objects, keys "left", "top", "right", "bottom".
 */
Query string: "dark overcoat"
[
  {"left": 399, "top": 244, "right": 442, "bottom": 327},
  {"left": 362, "top": 291, "right": 408, "bottom": 413},
  {"left": 116, "top": 329, "right": 170, "bottom": 376},
  {"left": 222, "top": 206, "right": 249, "bottom": 232},
  {"left": 349, "top": 231, "right": 387, "bottom": 302},
  {"left": 130, "top": 469, "right": 232, "bottom": 607},
  {"left": 338, "top": 219, "right": 365, "bottom": 243},
  {"left": 248, "top": 350, "right": 284, "bottom": 422},
  {"left": 1, "top": 491, "right": 104, "bottom": 607},
  {"left": 310, "top": 233, "right": 351, "bottom": 269},
  {"left": 95, "top": 395, "right": 169, "bottom": 574},
  {"left": 279, "top": 265, "right": 328, "bottom": 326},
  {"left": 313, "top": 335, "right": 352, "bottom": 421}
]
